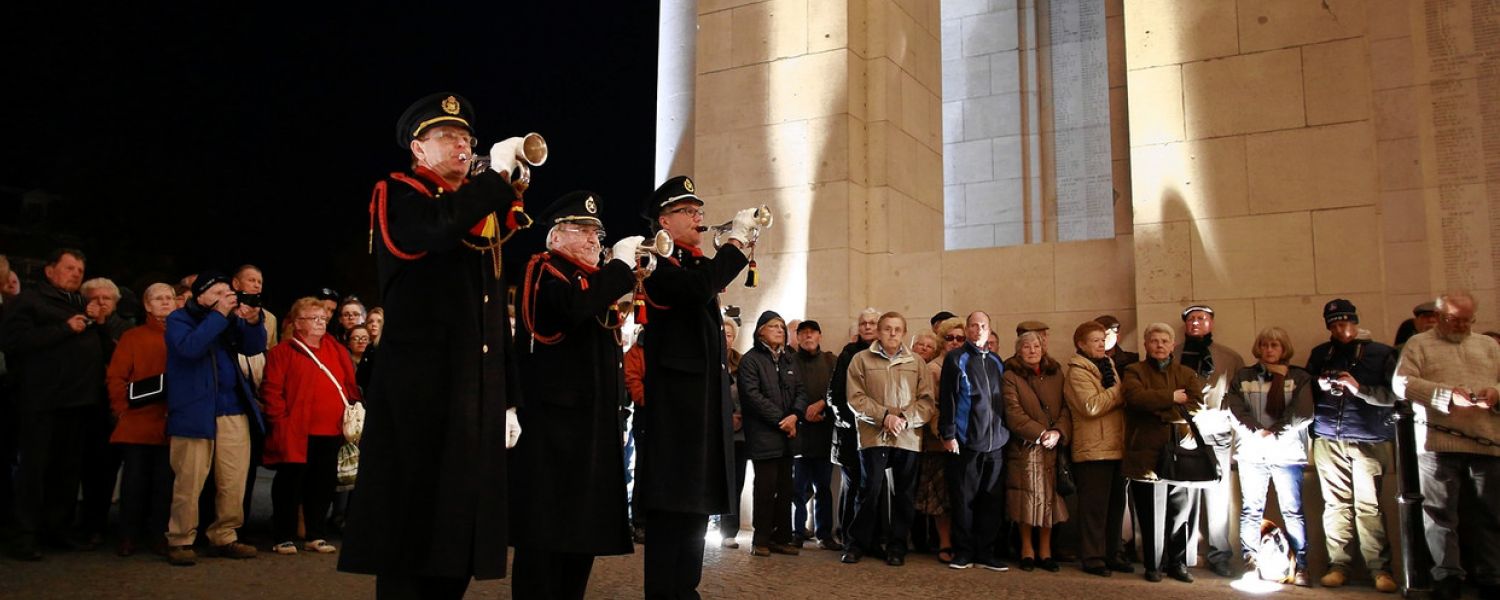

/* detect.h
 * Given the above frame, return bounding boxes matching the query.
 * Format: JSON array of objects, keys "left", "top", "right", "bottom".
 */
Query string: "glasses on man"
[
  {"left": 559, "top": 225, "right": 606, "bottom": 241},
  {"left": 424, "top": 130, "right": 478, "bottom": 148},
  {"left": 667, "top": 207, "right": 706, "bottom": 218},
  {"left": 943, "top": 334, "right": 965, "bottom": 342},
  {"left": 297, "top": 316, "right": 330, "bottom": 323}
]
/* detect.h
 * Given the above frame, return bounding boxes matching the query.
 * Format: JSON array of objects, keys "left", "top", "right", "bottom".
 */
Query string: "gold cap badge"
[
  {"left": 585, "top": 196, "right": 598, "bottom": 214},
  {"left": 683, "top": 178, "right": 694, "bottom": 193},
  {"left": 441, "top": 95, "right": 460, "bottom": 115}
]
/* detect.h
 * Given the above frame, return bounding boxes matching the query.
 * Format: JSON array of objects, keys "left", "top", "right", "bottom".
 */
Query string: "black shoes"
[
  {"left": 1209, "top": 560, "right": 1234, "bottom": 578},
  {"left": 1019, "top": 557, "right": 1036, "bottom": 571},
  {"left": 1166, "top": 565, "right": 1194, "bottom": 583},
  {"left": 768, "top": 543, "right": 800, "bottom": 556},
  {"left": 1083, "top": 563, "right": 1112, "bottom": 577},
  {"left": 1106, "top": 559, "right": 1135, "bottom": 574},
  {"left": 886, "top": 553, "right": 905, "bottom": 566},
  {"left": 840, "top": 546, "right": 863, "bottom": 564},
  {"left": 1039, "top": 557, "right": 1061, "bottom": 572},
  {"left": 1144, "top": 570, "right": 1163, "bottom": 583},
  {"left": 816, "top": 538, "right": 843, "bottom": 551}
]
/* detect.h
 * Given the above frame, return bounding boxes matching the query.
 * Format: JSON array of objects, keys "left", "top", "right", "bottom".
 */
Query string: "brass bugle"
[
  {"left": 636, "top": 230, "right": 675, "bottom": 271},
  {"left": 469, "top": 132, "right": 548, "bottom": 182},
  {"left": 709, "top": 205, "right": 773, "bottom": 248}
]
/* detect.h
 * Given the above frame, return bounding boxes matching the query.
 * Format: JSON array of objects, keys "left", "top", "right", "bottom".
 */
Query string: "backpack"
[{"left": 1255, "top": 519, "right": 1296, "bottom": 583}]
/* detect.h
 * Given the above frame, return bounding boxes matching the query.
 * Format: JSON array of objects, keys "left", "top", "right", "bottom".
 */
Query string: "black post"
[{"left": 1393, "top": 399, "right": 1433, "bottom": 599}]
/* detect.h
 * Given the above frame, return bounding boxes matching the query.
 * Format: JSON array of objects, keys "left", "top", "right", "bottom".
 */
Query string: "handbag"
[
  {"left": 127, "top": 374, "right": 168, "bottom": 408},
  {"left": 290, "top": 338, "right": 365, "bottom": 444},
  {"left": 336, "top": 441, "right": 360, "bottom": 489},
  {"left": 1156, "top": 405, "right": 1221, "bottom": 486},
  {"left": 1054, "top": 445, "right": 1077, "bottom": 496}
]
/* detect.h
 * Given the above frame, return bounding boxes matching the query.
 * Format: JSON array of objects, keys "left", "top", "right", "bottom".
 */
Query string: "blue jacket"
[
  {"left": 939, "top": 342, "right": 1010, "bottom": 452},
  {"left": 1304, "top": 339, "right": 1396, "bottom": 443},
  {"left": 165, "top": 304, "right": 267, "bottom": 439}
]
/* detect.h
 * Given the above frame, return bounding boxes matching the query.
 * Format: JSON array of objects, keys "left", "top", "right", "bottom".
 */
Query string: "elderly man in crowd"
[
  {"left": 940, "top": 311, "right": 1011, "bottom": 572},
  {"left": 828, "top": 308, "right": 881, "bottom": 549},
  {"left": 1174, "top": 305, "right": 1243, "bottom": 576},
  {"left": 0, "top": 249, "right": 115, "bottom": 560},
  {"left": 789, "top": 320, "right": 837, "bottom": 550},
  {"left": 1394, "top": 292, "right": 1500, "bottom": 600}
]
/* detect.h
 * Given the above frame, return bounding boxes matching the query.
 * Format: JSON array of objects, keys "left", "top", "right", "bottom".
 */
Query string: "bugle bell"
[
  {"left": 709, "top": 205, "right": 773, "bottom": 248},
  {"left": 635, "top": 230, "right": 675, "bottom": 272},
  {"left": 470, "top": 132, "right": 548, "bottom": 188}
]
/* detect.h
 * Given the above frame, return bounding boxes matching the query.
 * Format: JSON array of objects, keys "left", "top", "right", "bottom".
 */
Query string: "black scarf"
[
  {"left": 1079, "top": 349, "right": 1117, "bottom": 388},
  {"left": 1181, "top": 333, "right": 1215, "bottom": 379}
]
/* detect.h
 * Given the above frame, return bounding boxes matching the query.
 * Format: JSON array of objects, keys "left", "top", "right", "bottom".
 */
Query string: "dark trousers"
[
  {"left": 374, "top": 575, "right": 469, "bottom": 600},
  {"left": 1074, "top": 459, "right": 1126, "bottom": 567},
  {"left": 718, "top": 441, "right": 749, "bottom": 539},
  {"left": 1419, "top": 451, "right": 1500, "bottom": 585},
  {"left": 271, "top": 435, "right": 340, "bottom": 543},
  {"left": 0, "top": 389, "right": 16, "bottom": 533},
  {"left": 512, "top": 547, "right": 594, "bottom": 600},
  {"left": 14, "top": 407, "right": 90, "bottom": 540},
  {"left": 750, "top": 456, "right": 794, "bottom": 547},
  {"left": 792, "top": 455, "right": 833, "bottom": 541},
  {"left": 948, "top": 448, "right": 1004, "bottom": 561},
  {"left": 1130, "top": 480, "right": 1196, "bottom": 572},
  {"left": 117, "top": 443, "right": 172, "bottom": 545},
  {"left": 851, "top": 447, "right": 919, "bottom": 557},
  {"left": 79, "top": 406, "right": 121, "bottom": 537},
  {"left": 644, "top": 509, "right": 709, "bottom": 600},
  {"left": 834, "top": 427, "right": 862, "bottom": 544}
]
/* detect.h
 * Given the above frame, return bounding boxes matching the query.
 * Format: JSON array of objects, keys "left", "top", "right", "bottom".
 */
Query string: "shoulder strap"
[{"left": 289, "top": 338, "right": 350, "bottom": 406}]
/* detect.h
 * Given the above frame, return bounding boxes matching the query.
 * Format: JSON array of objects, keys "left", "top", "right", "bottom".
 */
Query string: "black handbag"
[
  {"left": 1155, "top": 406, "right": 1220, "bottom": 486},
  {"left": 126, "top": 374, "right": 167, "bottom": 408},
  {"left": 1054, "top": 445, "right": 1077, "bottom": 496}
]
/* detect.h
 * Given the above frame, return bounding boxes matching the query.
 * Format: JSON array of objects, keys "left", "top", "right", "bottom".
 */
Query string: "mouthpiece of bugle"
[{"left": 695, "top": 226, "right": 709, "bottom": 232}]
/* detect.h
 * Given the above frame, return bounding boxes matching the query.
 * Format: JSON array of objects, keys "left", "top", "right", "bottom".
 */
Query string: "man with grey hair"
[
  {"left": 1174, "top": 305, "right": 1244, "bottom": 576},
  {"left": 829, "top": 307, "right": 881, "bottom": 548},
  {"left": 1394, "top": 292, "right": 1500, "bottom": 600},
  {"left": 0, "top": 248, "right": 114, "bottom": 559},
  {"left": 78, "top": 277, "right": 131, "bottom": 547}
]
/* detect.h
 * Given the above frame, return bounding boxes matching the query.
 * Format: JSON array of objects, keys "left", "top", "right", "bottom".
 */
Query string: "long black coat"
[
  {"left": 339, "top": 167, "right": 520, "bottom": 580},
  {"left": 738, "top": 342, "right": 807, "bottom": 461},
  {"left": 0, "top": 281, "right": 113, "bottom": 414},
  {"left": 510, "top": 254, "right": 635, "bottom": 555},
  {"left": 635, "top": 244, "right": 747, "bottom": 515}
]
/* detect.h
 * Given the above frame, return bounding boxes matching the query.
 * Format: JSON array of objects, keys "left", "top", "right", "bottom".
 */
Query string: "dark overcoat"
[
  {"left": 510, "top": 253, "right": 636, "bottom": 555},
  {"left": 0, "top": 281, "right": 113, "bottom": 413},
  {"left": 338, "top": 167, "right": 520, "bottom": 580},
  {"left": 738, "top": 341, "right": 807, "bottom": 461},
  {"left": 635, "top": 244, "right": 747, "bottom": 515}
]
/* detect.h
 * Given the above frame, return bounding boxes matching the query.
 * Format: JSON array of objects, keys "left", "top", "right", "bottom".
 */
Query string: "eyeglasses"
[
  {"left": 559, "top": 225, "right": 606, "bottom": 241},
  {"left": 943, "top": 335, "right": 965, "bottom": 342},
  {"left": 349, "top": 335, "right": 370, "bottom": 342},
  {"left": 667, "top": 207, "right": 706, "bottom": 218},
  {"left": 423, "top": 130, "right": 477, "bottom": 148},
  {"left": 297, "top": 316, "right": 329, "bottom": 323}
]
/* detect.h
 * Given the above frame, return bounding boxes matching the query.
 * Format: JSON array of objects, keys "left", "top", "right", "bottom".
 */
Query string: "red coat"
[
  {"left": 261, "top": 334, "right": 361, "bottom": 465},
  {"left": 106, "top": 320, "right": 169, "bottom": 445}
]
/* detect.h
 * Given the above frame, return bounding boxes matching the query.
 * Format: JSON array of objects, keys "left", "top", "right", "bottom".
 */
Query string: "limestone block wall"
[{"left": 1124, "top": 0, "right": 1394, "bottom": 361}]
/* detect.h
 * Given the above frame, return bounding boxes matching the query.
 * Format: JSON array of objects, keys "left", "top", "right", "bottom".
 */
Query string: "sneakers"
[
  {"left": 209, "top": 541, "right": 258, "bottom": 559},
  {"left": 1374, "top": 571, "right": 1398, "bottom": 593},
  {"left": 303, "top": 540, "right": 337, "bottom": 554},
  {"left": 1320, "top": 568, "right": 1348, "bottom": 588},
  {"left": 948, "top": 554, "right": 973, "bottom": 569},
  {"left": 977, "top": 557, "right": 1010, "bottom": 572},
  {"left": 167, "top": 545, "right": 197, "bottom": 566},
  {"left": 273, "top": 542, "right": 298, "bottom": 555}
]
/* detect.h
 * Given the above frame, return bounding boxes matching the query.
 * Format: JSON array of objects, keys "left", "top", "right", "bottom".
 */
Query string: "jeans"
[
  {"left": 792, "top": 456, "right": 833, "bottom": 541},
  {"left": 1237, "top": 462, "right": 1307, "bottom": 569}
]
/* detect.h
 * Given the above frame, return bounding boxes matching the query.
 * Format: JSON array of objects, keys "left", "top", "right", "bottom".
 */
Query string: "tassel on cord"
[{"left": 745, "top": 259, "right": 759, "bottom": 288}]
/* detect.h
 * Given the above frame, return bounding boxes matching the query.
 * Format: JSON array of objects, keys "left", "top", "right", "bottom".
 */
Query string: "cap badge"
[
  {"left": 441, "top": 95, "right": 461, "bottom": 115},
  {"left": 683, "top": 178, "right": 694, "bottom": 193},
  {"left": 585, "top": 196, "right": 598, "bottom": 214}
]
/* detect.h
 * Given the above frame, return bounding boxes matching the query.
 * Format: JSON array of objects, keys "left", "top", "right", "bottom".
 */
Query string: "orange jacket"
[
  {"left": 106, "top": 320, "right": 169, "bottom": 446},
  {"left": 624, "top": 344, "right": 645, "bottom": 406}
]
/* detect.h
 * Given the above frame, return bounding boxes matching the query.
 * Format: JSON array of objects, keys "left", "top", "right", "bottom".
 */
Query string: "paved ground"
[
  {"left": 0, "top": 469, "right": 1413, "bottom": 598},
  {"left": 0, "top": 533, "right": 1405, "bottom": 599}
]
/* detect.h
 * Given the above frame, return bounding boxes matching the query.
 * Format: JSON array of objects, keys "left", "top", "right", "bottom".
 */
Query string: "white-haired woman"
[{"left": 105, "top": 283, "right": 177, "bottom": 556}]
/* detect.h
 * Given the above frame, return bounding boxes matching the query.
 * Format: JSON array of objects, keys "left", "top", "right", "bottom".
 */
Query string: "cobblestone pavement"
[{"left": 0, "top": 533, "right": 1403, "bottom": 600}]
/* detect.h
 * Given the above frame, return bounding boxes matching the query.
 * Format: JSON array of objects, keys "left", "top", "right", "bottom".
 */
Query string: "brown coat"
[
  {"left": 1002, "top": 356, "right": 1071, "bottom": 446},
  {"left": 1121, "top": 360, "right": 1205, "bottom": 481},
  {"left": 1063, "top": 354, "right": 1125, "bottom": 462}
]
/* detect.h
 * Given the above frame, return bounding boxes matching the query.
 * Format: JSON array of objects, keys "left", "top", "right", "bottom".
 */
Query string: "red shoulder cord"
[
  {"left": 520, "top": 253, "right": 571, "bottom": 346},
  {"left": 367, "top": 173, "right": 436, "bottom": 260}
]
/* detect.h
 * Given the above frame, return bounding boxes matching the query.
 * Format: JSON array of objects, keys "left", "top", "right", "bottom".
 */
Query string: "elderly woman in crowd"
[
  {"left": 261, "top": 297, "right": 361, "bottom": 555},
  {"left": 1224, "top": 327, "right": 1313, "bottom": 585},
  {"left": 105, "top": 283, "right": 178, "bottom": 556},
  {"left": 1064, "top": 321, "right": 1133, "bottom": 577},
  {"left": 911, "top": 330, "right": 940, "bottom": 364},
  {"left": 1002, "top": 331, "right": 1070, "bottom": 572},
  {"left": 739, "top": 311, "right": 807, "bottom": 557},
  {"left": 1122, "top": 322, "right": 1204, "bottom": 584},
  {"left": 916, "top": 316, "right": 966, "bottom": 563}
]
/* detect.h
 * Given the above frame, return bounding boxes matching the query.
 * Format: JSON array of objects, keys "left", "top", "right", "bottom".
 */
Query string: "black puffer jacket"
[{"left": 738, "top": 311, "right": 808, "bottom": 460}]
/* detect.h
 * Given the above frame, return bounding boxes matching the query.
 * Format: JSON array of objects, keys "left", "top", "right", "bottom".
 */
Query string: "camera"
[
  {"left": 1321, "top": 369, "right": 1347, "bottom": 396},
  {"left": 236, "top": 292, "right": 263, "bottom": 308}
]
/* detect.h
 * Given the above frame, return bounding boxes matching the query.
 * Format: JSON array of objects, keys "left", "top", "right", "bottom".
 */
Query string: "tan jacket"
[
  {"left": 847, "top": 343, "right": 937, "bottom": 452},
  {"left": 1063, "top": 354, "right": 1126, "bottom": 462}
]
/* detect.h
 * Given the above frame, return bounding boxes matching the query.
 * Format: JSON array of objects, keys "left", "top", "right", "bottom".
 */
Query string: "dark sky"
[{"left": 1, "top": 2, "right": 660, "bottom": 313}]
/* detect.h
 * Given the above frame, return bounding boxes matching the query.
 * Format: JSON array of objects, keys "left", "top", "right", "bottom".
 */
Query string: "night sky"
[{"left": 1, "top": 2, "right": 660, "bottom": 314}]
